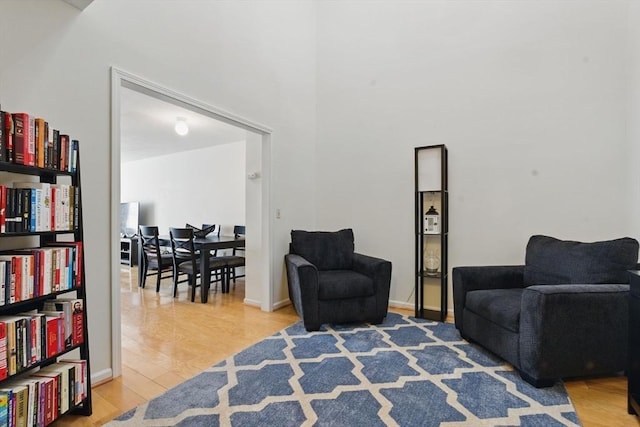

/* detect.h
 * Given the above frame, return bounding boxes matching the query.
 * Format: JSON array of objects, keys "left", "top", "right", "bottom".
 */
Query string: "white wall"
[
  {"left": 316, "top": 1, "right": 634, "bottom": 310},
  {"left": 245, "top": 132, "right": 264, "bottom": 306},
  {"left": 120, "top": 142, "right": 246, "bottom": 233},
  {"left": 629, "top": 2, "right": 640, "bottom": 233},
  {"left": 0, "top": 0, "right": 317, "bottom": 380}
]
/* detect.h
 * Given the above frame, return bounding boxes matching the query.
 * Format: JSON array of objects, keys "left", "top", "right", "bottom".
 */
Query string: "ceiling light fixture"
[{"left": 174, "top": 117, "right": 189, "bottom": 136}]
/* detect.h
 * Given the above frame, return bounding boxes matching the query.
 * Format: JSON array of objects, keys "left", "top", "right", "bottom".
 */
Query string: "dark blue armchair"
[
  {"left": 285, "top": 228, "right": 392, "bottom": 332},
  {"left": 453, "top": 235, "right": 639, "bottom": 387}
]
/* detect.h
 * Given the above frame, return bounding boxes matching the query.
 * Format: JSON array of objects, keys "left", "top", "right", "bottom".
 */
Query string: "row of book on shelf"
[
  {"left": 0, "top": 298, "right": 85, "bottom": 380},
  {"left": 0, "top": 242, "right": 83, "bottom": 306},
  {"left": 0, "top": 182, "right": 79, "bottom": 234},
  {"left": 0, "top": 359, "right": 87, "bottom": 427},
  {"left": 0, "top": 110, "right": 78, "bottom": 172}
]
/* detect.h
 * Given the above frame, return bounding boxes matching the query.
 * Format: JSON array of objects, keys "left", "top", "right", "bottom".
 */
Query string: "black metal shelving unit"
[
  {"left": 0, "top": 145, "right": 92, "bottom": 420},
  {"left": 414, "top": 144, "right": 448, "bottom": 322}
]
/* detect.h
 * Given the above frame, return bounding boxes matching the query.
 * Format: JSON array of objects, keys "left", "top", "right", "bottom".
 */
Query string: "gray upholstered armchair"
[
  {"left": 453, "top": 235, "right": 639, "bottom": 387},
  {"left": 285, "top": 228, "right": 392, "bottom": 332}
]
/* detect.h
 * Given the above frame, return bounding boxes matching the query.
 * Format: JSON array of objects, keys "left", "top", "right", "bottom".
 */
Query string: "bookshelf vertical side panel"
[{"left": 70, "top": 146, "right": 92, "bottom": 416}]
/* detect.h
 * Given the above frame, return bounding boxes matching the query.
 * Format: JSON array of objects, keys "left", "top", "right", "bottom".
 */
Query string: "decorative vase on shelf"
[{"left": 425, "top": 250, "right": 440, "bottom": 276}]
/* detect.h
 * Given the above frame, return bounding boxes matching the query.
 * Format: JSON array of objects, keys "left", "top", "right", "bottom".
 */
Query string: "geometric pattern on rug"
[{"left": 106, "top": 312, "right": 581, "bottom": 426}]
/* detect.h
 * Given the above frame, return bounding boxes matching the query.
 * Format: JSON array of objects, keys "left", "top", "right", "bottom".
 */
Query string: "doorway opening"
[{"left": 110, "top": 67, "right": 273, "bottom": 377}]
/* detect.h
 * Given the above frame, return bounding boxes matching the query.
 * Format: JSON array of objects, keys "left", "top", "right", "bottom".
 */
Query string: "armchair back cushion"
[
  {"left": 290, "top": 229, "right": 355, "bottom": 271},
  {"left": 524, "top": 235, "right": 639, "bottom": 286}
]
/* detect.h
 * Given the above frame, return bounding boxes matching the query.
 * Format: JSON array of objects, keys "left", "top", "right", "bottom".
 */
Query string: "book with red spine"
[
  {"left": 41, "top": 310, "right": 64, "bottom": 354},
  {"left": 0, "top": 322, "right": 6, "bottom": 380},
  {"left": 2, "top": 112, "right": 12, "bottom": 163},
  {"left": 42, "top": 300, "right": 72, "bottom": 349},
  {"left": 43, "top": 316, "right": 58, "bottom": 359},
  {"left": 71, "top": 300, "right": 83, "bottom": 346},
  {"left": 46, "top": 298, "right": 83, "bottom": 346},
  {"left": 27, "top": 116, "right": 35, "bottom": 166},
  {"left": 0, "top": 185, "right": 6, "bottom": 234},
  {"left": 59, "top": 135, "right": 68, "bottom": 172}
]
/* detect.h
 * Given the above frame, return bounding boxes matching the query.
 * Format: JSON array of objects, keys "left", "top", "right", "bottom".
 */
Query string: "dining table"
[{"left": 138, "top": 234, "right": 246, "bottom": 303}]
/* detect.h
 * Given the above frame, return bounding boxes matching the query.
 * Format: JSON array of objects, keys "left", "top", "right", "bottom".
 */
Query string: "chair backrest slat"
[
  {"left": 233, "top": 225, "right": 246, "bottom": 255},
  {"left": 139, "top": 225, "right": 162, "bottom": 264},
  {"left": 169, "top": 227, "right": 197, "bottom": 271},
  {"left": 234, "top": 225, "right": 246, "bottom": 237}
]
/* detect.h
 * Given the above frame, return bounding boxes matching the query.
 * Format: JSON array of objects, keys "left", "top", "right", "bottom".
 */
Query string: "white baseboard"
[
  {"left": 91, "top": 368, "right": 113, "bottom": 387},
  {"left": 244, "top": 298, "right": 291, "bottom": 312},
  {"left": 272, "top": 299, "right": 292, "bottom": 311},
  {"left": 243, "top": 297, "right": 261, "bottom": 307},
  {"left": 245, "top": 297, "right": 450, "bottom": 317},
  {"left": 388, "top": 299, "right": 414, "bottom": 310},
  {"left": 388, "top": 300, "right": 454, "bottom": 317}
]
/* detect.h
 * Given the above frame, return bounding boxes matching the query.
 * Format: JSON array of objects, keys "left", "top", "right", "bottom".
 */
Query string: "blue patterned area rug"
[{"left": 107, "top": 313, "right": 580, "bottom": 426}]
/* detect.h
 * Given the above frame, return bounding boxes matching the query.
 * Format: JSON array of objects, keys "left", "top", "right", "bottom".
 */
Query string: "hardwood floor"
[{"left": 57, "top": 266, "right": 638, "bottom": 426}]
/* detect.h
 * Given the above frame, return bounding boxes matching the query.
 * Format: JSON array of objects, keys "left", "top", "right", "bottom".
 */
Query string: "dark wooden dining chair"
[
  {"left": 227, "top": 225, "right": 246, "bottom": 288},
  {"left": 200, "top": 223, "right": 225, "bottom": 287},
  {"left": 138, "top": 225, "right": 174, "bottom": 292},
  {"left": 169, "top": 227, "right": 228, "bottom": 302}
]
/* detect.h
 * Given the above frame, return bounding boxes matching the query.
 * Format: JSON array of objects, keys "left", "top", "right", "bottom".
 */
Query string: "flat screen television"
[{"left": 120, "top": 202, "right": 139, "bottom": 238}]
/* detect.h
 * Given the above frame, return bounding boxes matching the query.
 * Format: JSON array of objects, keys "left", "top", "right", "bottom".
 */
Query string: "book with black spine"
[
  {"left": 0, "top": 111, "right": 6, "bottom": 162},
  {"left": 11, "top": 113, "right": 27, "bottom": 165}
]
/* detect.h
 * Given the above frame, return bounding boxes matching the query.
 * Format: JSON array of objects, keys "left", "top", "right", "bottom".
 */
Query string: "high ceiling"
[{"left": 120, "top": 87, "right": 246, "bottom": 163}]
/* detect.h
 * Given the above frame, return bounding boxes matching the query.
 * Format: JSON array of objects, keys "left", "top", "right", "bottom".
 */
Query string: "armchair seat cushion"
[
  {"left": 318, "top": 270, "right": 375, "bottom": 300},
  {"left": 465, "top": 289, "right": 522, "bottom": 333}
]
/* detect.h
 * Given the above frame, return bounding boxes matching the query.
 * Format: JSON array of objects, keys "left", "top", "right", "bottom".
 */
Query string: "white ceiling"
[
  {"left": 120, "top": 87, "right": 246, "bottom": 163},
  {"left": 61, "top": 0, "right": 93, "bottom": 11}
]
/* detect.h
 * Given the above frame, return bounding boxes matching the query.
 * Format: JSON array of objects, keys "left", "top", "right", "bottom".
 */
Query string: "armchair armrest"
[
  {"left": 452, "top": 265, "right": 525, "bottom": 330},
  {"left": 284, "top": 254, "right": 320, "bottom": 329},
  {"left": 519, "top": 283, "right": 629, "bottom": 381},
  {"left": 353, "top": 253, "right": 392, "bottom": 319},
  {"left": 353, "top": 253, "right": 391, "bottom": 280}
]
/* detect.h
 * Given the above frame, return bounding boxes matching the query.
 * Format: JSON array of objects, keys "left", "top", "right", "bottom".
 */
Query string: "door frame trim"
[{"left": 109, "top": 67, "right": 274, "bottom": 377}]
